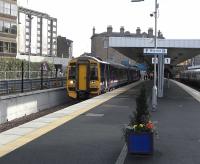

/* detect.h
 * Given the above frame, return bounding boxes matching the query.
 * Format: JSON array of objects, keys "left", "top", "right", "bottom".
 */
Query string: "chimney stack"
[
  {"left": 92, "top": 26, "right": 95, "bottom": 35},
  {"left": 120, "top": 26, "right": 125, "bottom": 34},
  {"left": 158, "top": 30, "right": 164, "bottom": 38},
  {"left": 148, "top": 28, "right": 153, "bottom": 37},
  {"left": 107, "top": 25, "right": 113, "bottom": 34},
  {"left": 136, "top": 27, "right": 141, "bottom": 36}
]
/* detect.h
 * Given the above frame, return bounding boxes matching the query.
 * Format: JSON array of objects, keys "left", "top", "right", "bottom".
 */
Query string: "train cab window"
[
  {"left": 68, "top": 64, "right": 76, "bottom": 79},
  {"left": 90, "top": 64, "right": 98, "bottom": 80}
]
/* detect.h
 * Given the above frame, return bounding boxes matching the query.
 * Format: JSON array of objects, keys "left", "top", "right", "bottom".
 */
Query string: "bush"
[
  {"left": 124, "top": 85, "right": 154, "bottom": 142},
  {"left": 0, "top": 57, "right": 55, "bottom": 79},
  {"left": 129, "top": 85, "right": 150, "bottom": 126}
]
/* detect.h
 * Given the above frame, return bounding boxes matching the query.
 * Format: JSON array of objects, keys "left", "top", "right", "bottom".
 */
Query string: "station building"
[{"left": 91, "top": 25, "right": 164, "bottom": 65}]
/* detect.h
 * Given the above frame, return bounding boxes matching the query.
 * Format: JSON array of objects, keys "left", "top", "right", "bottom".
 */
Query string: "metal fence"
[
  {"left": 0, "top": 77, "right": 66, "bottom": 96},
  {"left": 0, "top": 71, "right": 66, "bottom": 80}
]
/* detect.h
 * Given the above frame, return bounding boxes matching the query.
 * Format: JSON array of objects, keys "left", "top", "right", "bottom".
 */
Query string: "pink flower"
[{"left": 146, "top": 121, "right": 153, "bottom": 129}]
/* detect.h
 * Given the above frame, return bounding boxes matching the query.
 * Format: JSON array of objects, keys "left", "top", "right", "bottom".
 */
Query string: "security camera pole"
[
  {"left": 131, "top": 0, "right": 159, "bottom": 110},
  {"left": 152, "top": 0, "right": 158, "bottom": 110}
]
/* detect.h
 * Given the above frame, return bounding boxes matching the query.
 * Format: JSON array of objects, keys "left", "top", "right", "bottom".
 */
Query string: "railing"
[
  {"left": 0, "top": 77, "right": 66, "bottom": 96},
  {"left": 0, "top": 71, "right": 66, "bottom": 80}
]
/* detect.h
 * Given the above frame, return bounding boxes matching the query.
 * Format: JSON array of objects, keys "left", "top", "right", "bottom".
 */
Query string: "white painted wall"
[{"left": 0, "top": 88, "right": 70, "bottom": 124}]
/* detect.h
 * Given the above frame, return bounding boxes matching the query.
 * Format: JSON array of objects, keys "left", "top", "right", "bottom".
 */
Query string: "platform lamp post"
[
  {"left": 27, "top": 14, "right": 33, "bottom": 79},
  {"left": 131, "top": 0, "right": 159, "bottom": 110}
]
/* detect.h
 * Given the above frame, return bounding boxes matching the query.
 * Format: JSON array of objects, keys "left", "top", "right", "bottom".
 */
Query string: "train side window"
[
  {"left": 68, "top": 65, "right": 76, "bottom": 79},
  {"left": 110, "top": 66, "right": 114, "bottom": 80},
  {"left": 90, "top": 64, "right": 98, "bottom": 80}
]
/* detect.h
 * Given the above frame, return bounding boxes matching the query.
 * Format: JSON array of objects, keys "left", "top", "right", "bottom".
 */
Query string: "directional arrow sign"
[
  {"left": 144, "top": 48, "right": 167, "bottom": 55},
  {"left": 152, "top": 57, "right": 158, "bottom": 64},
  {"left": 152, "top": 58, "right": 171, "bottom": 64}
]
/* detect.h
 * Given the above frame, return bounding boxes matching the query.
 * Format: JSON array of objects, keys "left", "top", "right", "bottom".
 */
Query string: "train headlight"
[
  {"left": 91, "top": 81, "right": 95, "bottom": 84},
  {"left": 69, "top": 80, "right": 74, "bottom": 85}
]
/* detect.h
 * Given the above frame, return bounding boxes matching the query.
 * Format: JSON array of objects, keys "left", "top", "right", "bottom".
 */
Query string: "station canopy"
[{"left": 109, "top": 37, "right": 200, "bottom": 66}]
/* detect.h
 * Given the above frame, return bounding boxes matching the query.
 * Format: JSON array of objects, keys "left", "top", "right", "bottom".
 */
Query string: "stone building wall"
[{"left": 91, "top": 26, "right": 164, "bottom": 65}]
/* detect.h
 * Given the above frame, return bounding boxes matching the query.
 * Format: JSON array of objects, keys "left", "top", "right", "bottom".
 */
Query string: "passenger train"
[
  {"left": 178, "top": 66, "right": 200, "bottom": 87},
  {"left": 66, "top": 56, "right": 140, "bottom": 99}
]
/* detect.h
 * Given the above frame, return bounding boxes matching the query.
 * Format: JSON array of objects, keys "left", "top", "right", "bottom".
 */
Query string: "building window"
[
  {"left": 10, "top": 22, "right": 17, "bottom": 34},
  {"left": 4, "top": 21, "right": 10, "bottom": 33},
  {"left": 53, "top": 33, "right": 56, "bottom": 37},
  {"left": 0, "top": 1, "right": 3, "bottom": 14},
  {"left": 0, "top": 20, "right": 17, "bottom": 34},
  {"left": 10, "top": 42, "right": 16, "bottom": 53},
  {"left": 3, "top": 42, "right": 10, "bottom": 53},
  {"left": 11, "top": 3, "right": 17, "bottom": 16},
  {"left": 0, "top": 41, "right": 3, "bottom": 52},
  {"left": 0, "top": 42, "right": 16, "bottom": 53},
  {"left": 4, "top": 2, "right": 10, "bottom": 15},
  {"left": 0, "top": 20, "right": 3, "bottom": 32},
  {"left": 26, "top": 47, "right": 29, "bottom": 53}
]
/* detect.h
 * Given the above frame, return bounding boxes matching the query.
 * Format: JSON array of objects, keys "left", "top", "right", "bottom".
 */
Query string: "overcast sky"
[{"left": 18, "top": 0, "right": 200, "bottom": 57}]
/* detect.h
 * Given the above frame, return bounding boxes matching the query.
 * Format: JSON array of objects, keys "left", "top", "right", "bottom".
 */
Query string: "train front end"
[{"left": 67, "top": 57, "right": 101, "bottom": 99}]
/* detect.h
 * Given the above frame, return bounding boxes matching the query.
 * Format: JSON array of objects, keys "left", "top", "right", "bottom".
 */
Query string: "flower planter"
[{"left": 127, "top": 131, "right": 154, "bottom": 154}]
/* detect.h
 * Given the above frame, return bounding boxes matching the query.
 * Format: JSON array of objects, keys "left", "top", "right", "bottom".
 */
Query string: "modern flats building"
[
  {"left": 17, "top": 7, "right": 73, "bottom": 68},
  {"left": 0, "top": 0, "right": 17, "bottom": 57},
  {"left": 91, "top": 26, "right": 164, "bottom": 65}
]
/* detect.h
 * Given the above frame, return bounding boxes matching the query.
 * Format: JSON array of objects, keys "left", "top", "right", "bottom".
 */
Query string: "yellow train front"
[
  {"left": 66, "top": 56, "right": 140, "bottom": 99},
  {"left": 67, "top": 56, "right": 101, "bottom": 99}
]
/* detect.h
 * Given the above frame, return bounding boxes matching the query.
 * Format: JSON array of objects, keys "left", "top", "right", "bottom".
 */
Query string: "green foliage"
[
  {"left": 0, "top": 57, "right": 55, "bottom": 72},
  {"left": 123, "top": 85, "right": 154, "bottom": 142},
  {"left": 129, "top": 85, "right": 149, "bottom": 126},
  {"left": 123, "top": 85, "right": 152, "bottom": 142},
  {"left": 0, "top": 57, "right": 55, "bottom": 79}
]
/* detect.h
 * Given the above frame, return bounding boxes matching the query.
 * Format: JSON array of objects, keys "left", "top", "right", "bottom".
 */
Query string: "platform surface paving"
[
  {"left": 125, "top": 80, "right": 200, "bottom": 164},
  {"left": 0, "top": 80, "right": 200, "bottom": 164}
]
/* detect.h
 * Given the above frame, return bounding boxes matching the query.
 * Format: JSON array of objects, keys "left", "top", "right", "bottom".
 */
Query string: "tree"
[{"left": 129, "top": 85, "right": 149, "bottom": 126}]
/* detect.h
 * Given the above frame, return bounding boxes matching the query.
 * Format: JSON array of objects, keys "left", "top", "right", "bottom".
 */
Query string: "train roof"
[
  {"left": 71, "top": 56, "right": 108, "bottom": 64},
  {"left": 71, "top": 56, "right": 139, "bottom": 70},
  {"left": 183, "top": 68, "right": 200, "bottom": 73}
]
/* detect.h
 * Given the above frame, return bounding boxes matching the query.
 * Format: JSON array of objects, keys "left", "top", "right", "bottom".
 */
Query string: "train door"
[{"left": 78, "top": 64, "right": 87, "bottom": 90}]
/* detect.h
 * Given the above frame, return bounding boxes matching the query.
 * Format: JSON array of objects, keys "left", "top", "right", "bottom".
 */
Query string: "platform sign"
[
  {"left": 144, "top": 48, "right": 167, "bottom": 55},
  {"left": 152, "top": 57, "right": 158, "bottom": 64},
  {"left": 152, "top": 58, "right": 171, "bottom": 64},
  {"left": 164, "top": 58, "right": 171, "bottom": 64}
]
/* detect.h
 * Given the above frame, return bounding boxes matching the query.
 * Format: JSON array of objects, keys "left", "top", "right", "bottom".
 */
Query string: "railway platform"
[{"left": 0, "top": 79, "right": 200, "bottom": 164}]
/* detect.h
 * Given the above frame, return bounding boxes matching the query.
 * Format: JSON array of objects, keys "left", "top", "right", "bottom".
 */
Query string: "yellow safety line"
[{"left": 0, "top": 81, "right": 142, "bottom": 158}]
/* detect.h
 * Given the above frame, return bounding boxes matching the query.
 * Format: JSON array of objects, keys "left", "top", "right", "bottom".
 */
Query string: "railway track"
[
  {"left": 0, "top": 99, "right": 80, "bottom": 133},
  {"left": 177, "top": 80, "right": 200, "bottom": 92}
]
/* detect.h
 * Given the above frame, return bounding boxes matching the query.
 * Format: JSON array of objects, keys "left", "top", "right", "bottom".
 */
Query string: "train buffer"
[{"left": 0, "top": 80, "right": 200, "bottom": 164}]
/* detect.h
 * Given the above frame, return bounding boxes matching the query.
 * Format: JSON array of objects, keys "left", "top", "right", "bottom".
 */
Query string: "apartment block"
[{"left": 0, "top": 0, "right": 17, "bottom": 57}]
